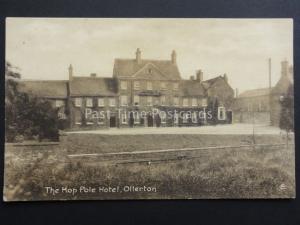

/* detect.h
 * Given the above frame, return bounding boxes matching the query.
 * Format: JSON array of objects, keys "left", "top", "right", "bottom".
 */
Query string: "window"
[
  {"left": 133, "top": 112, "right": 140, "bottom": 124},
  {"left": 121, "top": 81, "right": 127, "bottom": 90},
  {"left": 160, "top": 96, "right": 166, "bottom": 106},
  {"left": 134, "top": 81, "right": 140, "bottom": 90},
  {"left": 121, "top": 95, "right": 128, "bottom": 106},
  {"left": 86, "top": 98, "right": 93, "bottom": 107},
  {"left": 161, "top": 112, "right": 167, "bottom": 124},
  {"left": 218, "top": 107, "right": 226, "bottom": 120},
  {"left": 55, "top": 100, "right": 64, "bottom": 107},
  {"left": 183, "top": 113, "right": 188, "bottom": 123},
  {"left": 147, "top": 96, "right": 153, "bottom": 106},
  {"left": 147, "top": 81, "right": 153, "bottom": 90},
  {"left": 192, "top": 112, "right": 197, "bottom": 123},
  {"left": 75, "top": 98, "right": 82, "bottom": 107},
  {"left": 134, "top": 95, "right": 139, "bottom": 106},
  {"left": 173, "top": 97, "right": 179, "bottom": 106},
  {"left": 161, "top": 82, "right": 167, "bottom": 90},
  {"left": 192, "top": 98, "right": 197, "bottom": 107},
  {"left": 109, "top": 98, "right": 116, "bottom": 107},
  {"left": 183, "top": 98, "right": 189, "bottom": 107},
  {"left": 173, "top": 82, "right": 179, "bottom": 90},
  {"left": 98, "top": 98, "right": 105, "bottom": 107},
  {"left": 174, "top": 113, "right": 179, "bottom": 124},
  {"left": 247, "top": 103, "right": 252, "bottom": 112},
  {"left": 121, "top": 113, "right": 127, "bottom": 124},
  {"left": 202, "top": 98, "right": 208, "bottom": 107}
]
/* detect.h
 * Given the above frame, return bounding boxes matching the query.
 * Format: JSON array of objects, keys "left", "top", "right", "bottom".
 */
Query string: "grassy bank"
[{"left": 4, "top": 142, "right": 295, "bottom": 201}]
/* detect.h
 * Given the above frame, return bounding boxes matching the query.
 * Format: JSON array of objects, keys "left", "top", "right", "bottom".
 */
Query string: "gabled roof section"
[
  {"left": 238, "top": 88, "right": 271, "bottom": 98},
  {"left": 179, "top": 80, "right": 206, "bottom": 97},
  {"left": 113, "top": 59, "right": 181, "bottom": 80},
  {"left": 18, "top": 80, "right": 68, "bottom": 99},
  {"left": 201, "top": 76, "right": 224, "bottom": 90},
  {"left": 70, "top": 77, "right": 117, "bottom": 97}
]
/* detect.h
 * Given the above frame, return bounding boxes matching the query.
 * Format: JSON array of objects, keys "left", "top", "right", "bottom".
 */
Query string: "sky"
[{"left": 6, "top": 18, "right": 293, "bottom": 92}]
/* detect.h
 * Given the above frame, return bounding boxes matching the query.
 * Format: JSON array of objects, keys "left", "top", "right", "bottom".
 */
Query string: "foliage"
[
  {"left": 279, "top": 84, "right": 294, "bottom": 133},
  {"left": 5, "top": 61, "right": 60, "bottom": 142}
]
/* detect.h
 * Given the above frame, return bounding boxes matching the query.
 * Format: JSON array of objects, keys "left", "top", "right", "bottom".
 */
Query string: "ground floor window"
[
  {"left": 192, "top": 112, "right": 197, "bottom": 123},
  {"left": 218, "top": 107, "right": 226, "bottom": 120},
  {"left": 121, "top": 113, "right": 127, "bottom": 124}
]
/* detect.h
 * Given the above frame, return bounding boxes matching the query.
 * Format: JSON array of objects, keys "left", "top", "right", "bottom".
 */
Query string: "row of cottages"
[
  {"left": 19, "top": 49, "right": 234, "bottom": 130},
  {"left": 233, "top": 60, "right": 294, "bottom": 126}
]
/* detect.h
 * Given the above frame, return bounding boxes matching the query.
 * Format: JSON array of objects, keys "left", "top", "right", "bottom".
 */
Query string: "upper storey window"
[
  {"left": 134, "top": 81, "right": 140, "bottom": 90},
  {"left": 161, "top": 82, "right": 167, "bottom": 90},
  {"left": 121, "top": 81, "right": 127, "bottom": 90},
  {"left": 173, "top": 82, "right": 179, "bottom": 90},
  {"left": 55, "top": 100, "right": 64, "bottom": 107},
  {"left": 86, "top": 98, "right": 93, "bottom": 107},
  {"left": 192, "top": 98, "right": 197, "bottom": 107},
  {"left": 147, "top": 81, "right": 153, "bottom": 90},
  {"left": 75, "top": 98, "right": 82, "bottom": 107}
]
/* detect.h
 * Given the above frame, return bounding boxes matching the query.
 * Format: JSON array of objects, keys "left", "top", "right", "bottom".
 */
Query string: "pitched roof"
[
  {"left": 179, "top": 80, "right": 206, "bottom": 97},
  {"left": 113, "top": 59, "right": 181, "bottom": 80},
  {"left": 69, "top": 77, "right": 117, "bottom": 97},
  {"left": 201, "top": 76, "right": 224, "bottom": 90},
  {"left": 18, "top": 80, "right": 68, "bottom": 99},
  {"left": 238, "top": 88, "right": 271, "bottom": 98}
]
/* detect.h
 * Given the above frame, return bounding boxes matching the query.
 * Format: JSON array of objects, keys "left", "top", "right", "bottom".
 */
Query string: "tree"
[
  {"left": 279, "top": 84, "right": 294, "bottom": 147},
  {"left": 5, "top": 61, "right": 59, "bottom": 142}
]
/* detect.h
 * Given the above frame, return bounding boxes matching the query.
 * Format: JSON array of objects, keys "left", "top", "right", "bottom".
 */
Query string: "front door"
[
  {"left": 147, "top": 114, "right": 153, "bottom": 127},
  {"left": 110, "top": 116, "right": 116, "bottom": 127}
]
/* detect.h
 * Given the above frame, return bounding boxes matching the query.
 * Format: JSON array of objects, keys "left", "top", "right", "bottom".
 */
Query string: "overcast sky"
[{"left": 6, "top": 18, "right": 293, "bottom": 92}]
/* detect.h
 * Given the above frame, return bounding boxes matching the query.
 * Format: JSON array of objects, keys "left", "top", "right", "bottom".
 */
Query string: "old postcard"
[{"left": 4, "top": 18, "right": 295, "bottom": 201}]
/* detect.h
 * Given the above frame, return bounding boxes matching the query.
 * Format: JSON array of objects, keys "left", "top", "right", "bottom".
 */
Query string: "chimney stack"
[
  {"left": 223, "top": 73, "right": 228, "bottom": 82},
  {"left": 171, "top": 50, "right": 177, "bottom": 64},
  {"left": 190, "top": 75, "right": 195, "bottom": 80},
  {"left": 136, "top": 48, "right": 141, "bottom": 64},
  {"left": 196, "top": 70, "right": 203, "bottom": 82},
  {"left": 68, "top": 64, "right": 73, "bottom": 81}
]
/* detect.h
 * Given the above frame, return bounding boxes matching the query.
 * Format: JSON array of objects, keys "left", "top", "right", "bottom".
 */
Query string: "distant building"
[
  {"left": 233, "top": 60, "right": 293, "bottom": 126},
  {"left": 18, "top": 49, "right": 234, "bottom": 129}
]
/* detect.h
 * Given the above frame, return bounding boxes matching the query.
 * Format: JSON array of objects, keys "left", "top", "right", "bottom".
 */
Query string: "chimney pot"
[
  {"left": 136, "top": 48, "right": 141, "bottom": 64},
  {"left": 196, "top": 70, "right": 203, "bottom": 82},
  {"left": 68, "top": 64, "right": 73, "bottom": 81},
  {"left": 171, "top": 50, "right": 177, "bottom": 64},
  {"left": 190, "top": 75, "right": 195, "bottom": 80}
]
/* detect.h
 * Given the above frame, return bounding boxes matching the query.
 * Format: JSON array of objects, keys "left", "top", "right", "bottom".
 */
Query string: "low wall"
[{"left": 61, "top": 133, "right": 288, "bottom": 154}]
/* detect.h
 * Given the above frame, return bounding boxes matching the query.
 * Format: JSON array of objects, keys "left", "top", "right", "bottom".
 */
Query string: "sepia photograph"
[{"left": 4, "top": 18, "right": 295, "bottom": 201}]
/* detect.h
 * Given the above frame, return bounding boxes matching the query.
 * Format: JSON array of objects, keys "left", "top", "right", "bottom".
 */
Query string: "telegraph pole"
[{"left": 268, "top": 58, "right": 272, "bottom": 125}]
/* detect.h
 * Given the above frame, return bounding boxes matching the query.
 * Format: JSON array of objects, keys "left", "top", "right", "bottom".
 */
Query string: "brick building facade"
[{"left": 19, "top": 49, "right": 235, "bottom": 130}]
